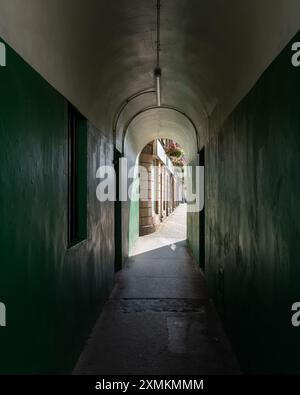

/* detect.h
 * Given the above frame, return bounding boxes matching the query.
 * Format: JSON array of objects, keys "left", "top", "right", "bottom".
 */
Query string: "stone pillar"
[
  {"left": 139, "top": 143, "right": 160, "bottom": 236},
  {"left": 139, "top": 149, "right": 153, "bottom": 236}
]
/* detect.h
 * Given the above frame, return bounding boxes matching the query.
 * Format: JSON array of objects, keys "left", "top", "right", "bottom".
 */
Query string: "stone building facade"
[{"left": 139, "top": 140, "right": 184, "bottom": 236}]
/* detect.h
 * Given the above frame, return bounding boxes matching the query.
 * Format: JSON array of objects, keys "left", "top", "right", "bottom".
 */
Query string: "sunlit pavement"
[{"left": 131, "top": 204, "right": 187, "bottom": 256}]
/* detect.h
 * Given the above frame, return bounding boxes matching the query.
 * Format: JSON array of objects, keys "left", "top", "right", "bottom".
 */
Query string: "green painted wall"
[
  {"left": 206, "top": 31, "right": 300, "bottom": 374},
  {"left": 187, "top": 210, "right": 199, "bottom": 265},
  {"left": 129, "top": 167, "right": 140, "bottom": 254},
  {"left": 122, "top": 157, "right": 140, "bottom": 259},
  {"left": 187, "top": 158, "right": 200, "bottom": 266},
  {"left": 129, "top": 199, "right": 139, "bottom": 254},
  {"left": 0, "top": 39, "right": 114, "bottom": 373}
]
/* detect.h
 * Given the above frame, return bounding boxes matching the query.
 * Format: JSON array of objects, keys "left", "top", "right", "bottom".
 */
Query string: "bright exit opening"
[{"left": 131, "top": 139, "right": 187, "bottom": 256}]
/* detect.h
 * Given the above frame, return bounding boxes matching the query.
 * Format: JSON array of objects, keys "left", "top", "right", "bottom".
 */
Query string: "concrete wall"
[
  {"left": 205, "top": 31, "right": 300, "bottom": 374},
  {"left": 0, "top": 39, "right": 115, "bottom": 373}
]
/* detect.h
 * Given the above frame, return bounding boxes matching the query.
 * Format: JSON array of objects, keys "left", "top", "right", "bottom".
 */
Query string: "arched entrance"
[
  {"left": 121, "top": 107, "right": 200, "bottom": 261},
  {"left": 138, "top": 139, "right": 185, "bottom": 237}
]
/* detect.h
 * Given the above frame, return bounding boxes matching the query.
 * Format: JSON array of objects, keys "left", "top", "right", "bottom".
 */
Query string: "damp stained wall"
[
  {"left": 122, "top": 161, "right": 140, "bottom": 259},
  {"left": 121, "top": 196, "right": 139, "bottom": 260},
  {"left": 205, "top": 31, "right": 300, "bottom": 374},
  {"left": 187, "top": 160, "right": 200, "bottom": 266},
  {"left": 0, "top": 39, "right": 115, "bottom": 373}
]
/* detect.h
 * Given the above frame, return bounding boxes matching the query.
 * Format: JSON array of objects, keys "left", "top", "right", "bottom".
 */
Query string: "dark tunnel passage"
[{"left": 1, "top": 0, "right": 300, "bottom": 376}]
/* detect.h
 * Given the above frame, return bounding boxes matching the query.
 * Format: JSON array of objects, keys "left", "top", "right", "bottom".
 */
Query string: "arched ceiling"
[
  {"left": 124, "top": 108, "right": 198, "bottom": 163},
  {"left": 1, "top": 0, "right": 300, "bottom": 150}
]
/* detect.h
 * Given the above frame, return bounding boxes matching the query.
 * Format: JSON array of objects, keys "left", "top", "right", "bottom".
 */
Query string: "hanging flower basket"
[
  {"left": 172, "top": 156, "right": 186, "bottom": 167},
  {"left": 165, "top": 142, "right": 183, "bottom": 158}
]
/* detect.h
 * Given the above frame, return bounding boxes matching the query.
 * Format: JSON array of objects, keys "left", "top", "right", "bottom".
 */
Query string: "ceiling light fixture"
[
  {"left": 154, "top": 0, "right": 162, "bottom": 107},
  {"left": 154, "top": 66, "right": 161, "bottom": 107}
]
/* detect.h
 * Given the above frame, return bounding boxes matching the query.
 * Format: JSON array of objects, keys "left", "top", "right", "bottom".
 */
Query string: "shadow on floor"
[{"left": 73, "top": 240, "right": 240, "bottom": 375}]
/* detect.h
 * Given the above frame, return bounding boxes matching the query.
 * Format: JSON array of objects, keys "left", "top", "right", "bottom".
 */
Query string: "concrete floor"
[{"left": 74, "top": 205, "right": 240, "bottom": 375}]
